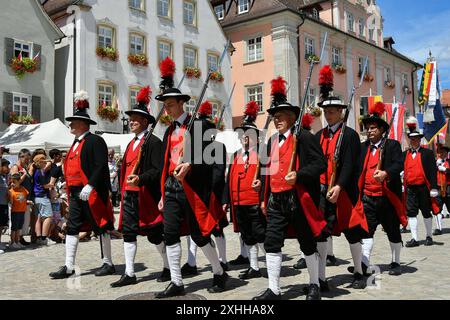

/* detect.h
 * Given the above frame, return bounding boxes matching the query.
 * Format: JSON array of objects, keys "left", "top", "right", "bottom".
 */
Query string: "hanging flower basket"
[
  {"left": 9, "top": 112, "right": 38, "bottom": 125},
  {"left": 385, "top": 81, "right": 395, "bottom": 89},
  {"left": 97, "top": 104, "right": 119, "bottom": 122},
  {"left": 96, "top": 46, "right": 119, "bottom": 61},
  {"left": 160, "top": 113, "right": 173, "bottom": 126},
  {"left": 128, "top": 53, "right": 149, "bottom": 67},
  {"left": 333, "top": 64, "right": 347, "bottom": 74},
  {"left": 10, "top": 57, "right": 38, "bottom": 79},
  {"left": 209, "top": 71, "right": 224, "bottom": 83},
  {"left": 184, "top": 66, "right": 202, "bottom": 79}
]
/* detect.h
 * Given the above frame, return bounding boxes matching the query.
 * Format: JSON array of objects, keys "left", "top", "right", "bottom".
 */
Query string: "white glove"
[
  {"left": 437, "top": 159, "right": 444, "bottom": 166},
  {"left": 430, "top": 189, "right": 439, "bottom": 198},
  {"left": 439, "top": 165, "right": 447, "bottom": 173},
  {"left": 80, "top": 184, "right": 93, "bottom": 201},
  {"left": 400, "top": 171, "right": 404, "bottom": 179}
]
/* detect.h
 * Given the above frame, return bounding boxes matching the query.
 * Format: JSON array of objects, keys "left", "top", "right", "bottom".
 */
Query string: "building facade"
[
  {"left": 0, "top": 0, "right": 64, "bottom": 131},
  {"left": 45, "top": 0, "right": 232, "bottom": 136},
  {"left": 211, "top": 0, "right": 421, "bottom": 134}
]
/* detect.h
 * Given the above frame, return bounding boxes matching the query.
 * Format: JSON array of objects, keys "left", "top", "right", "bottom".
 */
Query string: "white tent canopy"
[
  {"left": 101, "top": 133, "right": 135, "bottom": 155},
  {"left": 0, "top": 119, "right": 75, "bottom": 154}
]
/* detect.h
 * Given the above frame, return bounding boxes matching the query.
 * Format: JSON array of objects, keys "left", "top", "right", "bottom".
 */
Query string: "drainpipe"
[
  {"left": 297, "top": 11, "right": 306, "bottom": 106},
  {"left": 411, "top": 65, "right": 419, "bottom": 115},
  {"left": 72, "top": 11, "right": 77, "bottom": 95}
]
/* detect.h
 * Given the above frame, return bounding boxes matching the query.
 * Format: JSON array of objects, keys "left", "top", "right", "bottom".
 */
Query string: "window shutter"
[
  {"left": 33, "top": 43, "right": 42, "bottom": 70},
  {"left": 4, "top": 37, "right": 14, "bottom": 65},
  {"left": 3, "top": 92, "right": 13, "bottom": 123},
  {"left": 32, "top": 96, "right": 41, "bottom": 122}
]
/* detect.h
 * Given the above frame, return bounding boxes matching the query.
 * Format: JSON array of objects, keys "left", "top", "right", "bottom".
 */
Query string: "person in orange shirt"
[{"left": 8, "top": 173, "right": 33, "bottom": 249}]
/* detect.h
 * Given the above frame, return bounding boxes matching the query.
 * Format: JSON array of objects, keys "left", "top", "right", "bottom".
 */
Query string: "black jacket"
[
  {"left": 360, "top": 139, "right": 403, "bottom": 198},
  {"left": 315, "top": 126, "right": 361, "bottom": 204},
  {"left": 403, "top": 147, "right": 438, "bottom": 190},
  {"left": 211, "top": 140, "right": 227, "bottom": 203}
]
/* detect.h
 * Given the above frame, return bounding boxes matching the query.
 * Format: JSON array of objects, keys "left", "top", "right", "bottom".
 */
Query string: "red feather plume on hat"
[
  {"left": 369, "top": 101, "right": 386, "bottom": 117},
  {"left": 199, "top": 100, "right": 212, "bottom": 117},
  {"left": 136, "top": 86, "right": 152, "bottom": 106},
  {"left": 271, "top": 76, "right": 287, "bottom": 97},
  {"left": 160, "top": 57, "right": 176, "bottom": 78},
  {"left": 245, "top": 101, "right": 259, "bottom": 118},
  {"left": 406, "top": 116, "right": 418, "bottom": 132},
  {"left": 74, "top": 90, "right": 89, "bottom": 110},
  {"left": 302, "top": 113, "right": 314, "bottom": 129},
  {"left": 319, "top": 65, "right": 333, "bottom": 86}
]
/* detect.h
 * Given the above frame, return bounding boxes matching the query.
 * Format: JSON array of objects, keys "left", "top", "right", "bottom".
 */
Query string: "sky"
[{"left": 378, "top": 0, "right": 450, "bottom": 89}]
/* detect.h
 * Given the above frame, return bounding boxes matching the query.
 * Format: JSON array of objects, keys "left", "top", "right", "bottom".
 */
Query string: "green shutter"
[
  {"left": 4, "top": 37, "right": 14, "bottom": 65},
  {"left": 3, "top": 92, "right": 13, "bottom": 123},
  {"left": 32, "top": 96, "right": 41, "bottom": 122}
]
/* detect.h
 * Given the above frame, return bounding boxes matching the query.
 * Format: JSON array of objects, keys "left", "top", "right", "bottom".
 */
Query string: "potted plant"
[
  {"left": 385, "top": 80, "right": 395, "bottom": 89},
  {"left": 184, "top": 66, "right": 202, "bottom": 79},
  {"left": 306, "top": 54, "right": 320, "bottom": 63},
  {"left": 10, "top": 57, "right": 39, "bottom": 79},
  {"left": 9, "top": 112, "right": 38, "bottom": 125},
  {"left": 97, "top": 102, "right": 119, "bottom": 122},
  {"left": 96, "top": 46, "right": 119, "bottom": 62},
  {"left": 209, "top": 71, "right": 224, "bottom": 82},
  {"left": 359, "top": 72, "right": 374, "bottom": 82},
  {"left": 128, "top": 53, "right": 149, "bottom": 67},
  {"left": 333, "top": 64, "right": 347, "bottom": 74}
]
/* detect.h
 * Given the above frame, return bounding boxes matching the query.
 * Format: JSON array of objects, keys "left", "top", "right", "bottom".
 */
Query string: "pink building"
[{"left": 211, "top": 0, "right": 421, "bottom": 134}]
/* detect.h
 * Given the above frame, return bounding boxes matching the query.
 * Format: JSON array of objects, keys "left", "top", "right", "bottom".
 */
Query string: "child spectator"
[
  {"left": 0, "top": 159, "right": 10, "bottom": 252},
  {"left": 8, "top": 173, "right": 33, "bottom": 249}
]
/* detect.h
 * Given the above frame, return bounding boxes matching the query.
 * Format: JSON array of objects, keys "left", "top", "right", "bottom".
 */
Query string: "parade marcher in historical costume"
[
  {"left": 252, "top": 77, "right": 327, "bottom": 301},
  {"left": 110, "top": 86, "right": 168, "bottom": 287},
  {"left": 181, "top": 101, "right": 229, "bottom": 276},
  {"left": 314, "top": 66, "right": 368, "bottom": 290},
  {"left": 403, "top": 117, "right": 439, "bottom": 247},
  {"left": 434, "top": 142, "right": 450, "bottom": 235},
  {"left": 352, "top": 102, "right": 405, "bottom": 277},
  {"left": 224, "top": 101, "right": 266, "bottom": 280},
  {"left": 155, "top": 58, "right": 228, "bottom": 298},
  {"left": 49, "top": 91, "right": 115, "bottom": 279}
]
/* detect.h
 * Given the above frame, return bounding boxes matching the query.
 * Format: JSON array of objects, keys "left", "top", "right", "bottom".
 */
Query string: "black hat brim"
[
  {"left": 361, "top": 116, "right": 389, "bottom": 131},
  {"left": 318, "top": 102, "right": 347, "bottom": 109},
  {"left": 267, "top": 105, "right": 300, "bottom": 118},
  {"left": 407, "top": 133, "right": 424, "bottom": 139},
  {"left": 155, "top": 93, "right": 191, "bottom": 102},
  {"left": 65, "top": 115, "right": 97, "bottom": 125},
  {"left": 125, "top": 110, "right": 156, "bottom": 124}
]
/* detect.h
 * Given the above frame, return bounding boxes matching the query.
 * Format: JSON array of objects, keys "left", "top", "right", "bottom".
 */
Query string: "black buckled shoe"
[
  {"left": 229, "top": 255, "right": 249, "bottom": 266},
  {"left": 252, "top": 288, "right": 281, "bottom": 300},
  {"left": 207, "top": 272, "right": 229, "bottom": 293},
  {"left": 293, "top": 258, "right": 307, "bottom": 270},
  {"left": 157, "top": 268, "right": 171, "bottom": 282},
  {"left": 306, "top": 284, "right": 321, "bottom": 300},
  {"left": 220, "top": 261, "right": 230, "bottom": 272},
  {"left": 433, "top": 229, "right": 443, "bottom": 236},
  {"left": 352, "top": 272, "right": 366, "bottom": 289},
  {"left": 326, "top": 255, "right": 337, "bottom": 266},
  {"left": 95, "top": 263, "right": 116, "bottom": 276},
  {"left": 238, "top": 268, "right": 262, "bottom": 280},
  {"left": 405, "top": 239, "right": 420, "bottom": 248},
  {"left": 155, "top": 282, "right": 185, "bottom": 299},
  {"left": 388, "top": 262, "right": 402, "bottom": 276},
  {"left": 303, "top": 279, "right": 329, "bottom": 293},
  {"left": 347, "top": 262, "right": 370, "bottom": 276},
  {"left": 425, "top": 236, "right": 434, "bottom": 246},
  {"left": 110, "top": 274, "right": 137, "bottom": 288},
  {"left": 49, "top": 266, "right": 75, "bottom": 279},
  {"left": 181, "top": 263, "right": 198, "bottom": 276}
]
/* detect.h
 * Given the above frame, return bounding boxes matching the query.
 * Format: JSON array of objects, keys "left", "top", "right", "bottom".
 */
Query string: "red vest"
[
  {"left": 364, "top": 148, "right": 384, "bottom": 196},
  {"left": 319, "top": 127, "right": 341, "bottom": 186},
  {"left": 229, "top": 150, "right": 260, "bottom": 205},
  {"left": 168, "top": 127, "right": 186, "bottom": 175},
  {"left": 124, "top": 138, "right": 145, "bottom": 192},
  {"left": 437, "top": 160, "right": 450, "bottom": 187},
  {"left": 270, "top": 134, "right": 295, "bottom": 193},
  {"left": 404, "top": 151, "right": 426, "bottom": 186},
  {"left": 65, "top": 140, "right": 85, "bottom": 187}
]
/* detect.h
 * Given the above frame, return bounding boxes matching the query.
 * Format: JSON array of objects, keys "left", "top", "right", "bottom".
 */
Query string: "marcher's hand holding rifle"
[
  {"left": 326, "top": 185, "right": 341, "bottom": 204},
  {"left": 430, "top": 189, "right": 439, "bottom": 198},
  {"left": 127, "top": 174, "right": 139, "bottom": 187},
  {"left": 174, "top": 163, "right": 191, "bottom": 182},
  {"left": 251, "top": 179, "right": 261, "bottom": 192},
  {"left": 285, "top": 171, "right": 297, "bottom": 186},
  {"left": 438, "top": 165, "right": 447, "bottom": 173},
  {"left": 373, "top": 170, "right": 388, "bottom": 183}
]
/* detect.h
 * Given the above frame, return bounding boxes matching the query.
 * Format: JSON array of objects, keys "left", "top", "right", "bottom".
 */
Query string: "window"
[
  {"left": 157, "top": 0, "right": 170, "bottom": 18},
  {"left": 247, "top": 85, "right": 263, "bottom": 112},
  {"left": 158, "top": 40, "right": 172, "bottom": 62},
  {"left": 402, "top": 74, "right": 408, "bottom": 88},
  {"left": 238, "top": 0, "right": 249, "bottom": 14},
  {"left": 210, "top": 101, "right": 221, "bottom": 118},
  {"left": 183, "top": 1, "right": 196, "bottom": 26},
  {"left": 312, "top": 8, "right": 319, "bottom": 19},
  {"left": 98, "top": 25, "right": 114, "bottom": 48},
  {"left": 13, "top": 93, "right": 31, "bottom": 116},
  {"left": 129, "top": 86, "right": 142, "bottom": 109},
  {"left": 332, "top": 47, "right": 341, "bottom": 66},
  {"left": 347, "top": 12, "right": 354, "bottom": 32},
  {"left": 358, "top": 18, "right": 365, "bottom": 36},
  {"left": 304, "top": 36, "right": 315, "bottom": 58},
  {"left": 306, "top": 88, "right": 316, "bottom": 108},
  {"left": 14, "top": 40, "right": 31, "bottom": 58},
  {"left": 384, "top": 67, "right": 391, "bottom": 82},
  {"left": 98, "top": 82, "right": 115, "bottom": 107},
  {"left": 247, "top": 36, "right": 262, "bottom": 62},
  {"left": 368, "top": 28, "right": 374, "bottom": 41},
  {"left": 184, "top": 47, "right": 197, "bottom": 68},
  {"left": 185, "top": 98, "right": 196, "bottom": 114},
  {"left": 130, "top": 33, "right": 145, "bottom": 55},
  {"left": 358, "top": 57, "right": 370, "bottom": 75},
  {"left": 207, "top": 53, "right": 219, "bottom": 71},
  {"left": 215, "top": 4, "right": 224, "bottom": 20},
  {"left": 129, "top": 0, "right": 144, "bottom": 11}
]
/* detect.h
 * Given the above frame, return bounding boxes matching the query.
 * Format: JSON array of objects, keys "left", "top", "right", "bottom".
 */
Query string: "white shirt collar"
[
  {"left": 175, "top": 112, "right": 188, "bottom": 126},
  {"left": 77, "top": 131, "right": 90, "bottom": 141},
  {"left": 135, "top": 130, "right": 147, "bottom": 140},
  {"left": 328, "top": 122, "right": 342, "bottom": 133},
  {"left": 412, "top": 146, "right": 421, "bottom": 153},
  {"left": 279, "top": 128, "right": 293, "bottom": 139},
  {"left": 371, "top": 139, "right": 382, "bottom": 148}
]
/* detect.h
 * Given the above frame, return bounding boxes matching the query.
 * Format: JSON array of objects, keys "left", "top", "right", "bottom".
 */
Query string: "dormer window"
[
  {"left": 312, "top": 8, "right": 319, "bottom": 19},
  {"left": 215, "top": 4, "right": 225, "bottom": 20},
  {"left": 238, "top": 0, "right": 249, "bottom": 14}
]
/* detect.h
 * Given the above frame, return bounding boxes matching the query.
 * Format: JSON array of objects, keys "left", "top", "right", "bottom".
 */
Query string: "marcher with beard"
[
  {"left": 49, "top": 91, "right": 115, "bottom": 279},
  {"left": 314, "top": 66, "right": 368, "bottom": 291},
  {"left": 403, "top": 117, "right": 439, "bottom": 248},
  {"left": 252, "top": 77, "right": 327, "bottom": 301},
  {"left": 434, "top": 142, "right": 450, "bottom": 235},
  {"left": 223, "top": 101, "right": 266, "bottom": 280},
  {"left": 155, "top": 58, "right": 228, "bottom": 298},
  {"left": 353, "top": 102, "right": 405, "bottom": 276},
  {"left": 110, "top": 86, "right": 168, "bottom": 287}
]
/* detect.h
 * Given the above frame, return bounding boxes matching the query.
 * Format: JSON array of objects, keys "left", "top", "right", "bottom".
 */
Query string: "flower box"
[
  {"left": 97, "top": 104, "right": 119, "bottom": 122},
  {"left": 184, "top": 66, "right": 202, "bottom": 79},
  {"left": 358, "top": 72, "right": 374, "bottom": 82},
  {"left": 128, "top": 53, "right": 148, "bottom": 67},
  {"left": 333, "top": 64, "right": 347, "bottom": 74},
  {"left": 305, "top": 54, "right": 320, "bottom": 63},
  {"left": 9, "top": 112, "right": 38, "bottom": 125},
  {"left": 385, "top": 81, "right": 395, "bottom": 89},
  {"left": 209, "top": 71, "right": 224, "bottom": 82},
  {"left": 96, "top": 46, "right": 119, "bottom": 62},
  {"left": 10, "top": 57, "right": 39, "bottom": 79}
]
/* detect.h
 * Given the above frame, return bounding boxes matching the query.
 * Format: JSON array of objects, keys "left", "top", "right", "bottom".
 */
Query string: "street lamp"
[{"left": 121, "top": 111, "right": 129, "bottom": 134}]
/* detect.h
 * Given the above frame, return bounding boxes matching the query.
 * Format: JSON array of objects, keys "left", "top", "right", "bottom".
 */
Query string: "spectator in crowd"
[
  {"left": 8, "top": 173, "right": 33, "bottom": 249},
  {"left": 10, "top": 149, "right": 34, "bottom": 245},
  {"left": 108, "top": 148, "right": 119, "bottom": 207},
  {"left": 0, "top": 146, "right": 9, "bottom": 159},
  {"left": 0, "top": 159, "right": 10, "bottom": 252}
]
